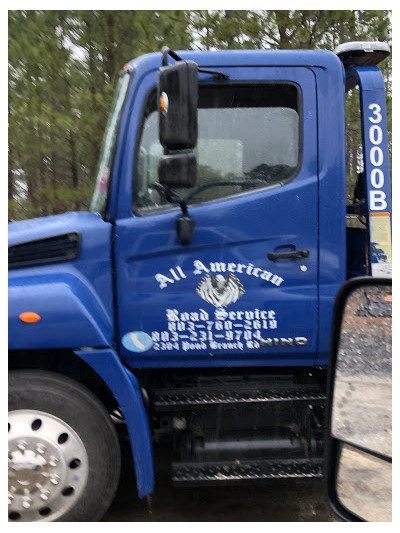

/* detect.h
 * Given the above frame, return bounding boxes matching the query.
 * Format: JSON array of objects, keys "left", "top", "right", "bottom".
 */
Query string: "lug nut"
[
  {"left": 50, "top": 475, "right": 60, "bottom": 485},
  {"left": 17, "top": 441, "right": 27, "bottom": 451},
  {"left": 40, "top": 490, "right": 50, "bottom": 501},
  {"left": 8, "top": 493, "right": 14, "bottom": 505},
  {"left": 36, "top": 443, "right": 46, "bottom": 455},
  {"left": 22, "top": 497, "right": 32, "bottom": 509},
  {"left": 49, "top": 456, "right": 58, "bottom": 467}
]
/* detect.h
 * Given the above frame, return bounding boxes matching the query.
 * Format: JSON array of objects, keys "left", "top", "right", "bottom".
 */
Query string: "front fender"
[
  {"left": 75, "top": 348, "right": 154, "bottom": 498},
  {"left": 8, "top": 267, "right": 113, "bottom": 350}
]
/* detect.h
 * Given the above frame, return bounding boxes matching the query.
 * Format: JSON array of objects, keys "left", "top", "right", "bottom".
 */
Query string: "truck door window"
[{"left": 134, "top": 83, "right": 300, "bottom": 213}]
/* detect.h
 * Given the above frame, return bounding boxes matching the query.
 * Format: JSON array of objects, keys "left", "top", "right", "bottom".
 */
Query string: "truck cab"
[
  {"left": 8, "top": 43, "right": 391, "bottom": 522},
  {"left": 96, "top": 48, "right": 347, "bottom": 368}
]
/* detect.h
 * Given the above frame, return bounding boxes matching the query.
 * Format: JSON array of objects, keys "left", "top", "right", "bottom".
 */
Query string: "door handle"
[{"left": 267, "top": 249, "right": 310, "bottom": 260}]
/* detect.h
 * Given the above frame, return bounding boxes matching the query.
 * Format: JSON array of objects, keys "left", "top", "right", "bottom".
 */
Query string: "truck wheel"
[{"left": 8, "top": 370, "right": 121, "bottom": 522}]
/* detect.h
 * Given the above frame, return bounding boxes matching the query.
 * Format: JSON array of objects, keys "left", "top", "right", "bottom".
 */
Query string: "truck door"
[{"left": 114, "top": 66, "right": 318, "bottom": 368}]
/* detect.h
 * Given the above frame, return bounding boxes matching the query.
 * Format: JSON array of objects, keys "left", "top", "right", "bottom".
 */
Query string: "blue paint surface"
[
  {"left": 347, "top": 66, "right": 392, "bottom": 274},
  {"left": 8, "top": 212, "right": 114, "bottom": 350},
  {"left": 8, "top": 48, "right": 350, "bottom": 367},
  {"left": 74, "top": 348, "right": 154, "bottom": 498},
  {"left": 9, "top": 51, "right": 390, "bottom": 370},
  {"left": 112, "top": 51, "right": 346, "bottom": 369}
]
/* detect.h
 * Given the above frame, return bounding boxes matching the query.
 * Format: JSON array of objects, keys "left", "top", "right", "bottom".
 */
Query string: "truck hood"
[
  {"left": 8, "top": 212, "right": 105, "bottom": 247},
  {"left": 9, "top": 211, "right": 115, "bottom": 350}
]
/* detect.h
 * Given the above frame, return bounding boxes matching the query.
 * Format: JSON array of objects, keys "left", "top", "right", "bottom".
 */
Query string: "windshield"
[{"left": 89, "top": 70, "right": 131, "bottom": 216}]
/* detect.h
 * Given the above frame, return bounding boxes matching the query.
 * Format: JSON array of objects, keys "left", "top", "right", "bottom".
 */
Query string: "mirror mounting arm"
[
  {"left": 164, "top": 186, "right": 190, "bottom": 218},
  {"left": 161, "top": 47, "right": 183, "bottom": 66},
  {"left": 161, "top": 46, "right": 229, "bottom": 79},
  {"left": 199, "top": 68, "right": 229, "bottom": 80},
  {"left": 163, "top": 185, "right": 195, "bottom": 247},
  {"left": 198, "top": 68, "right": 229, "bottom": 80}
]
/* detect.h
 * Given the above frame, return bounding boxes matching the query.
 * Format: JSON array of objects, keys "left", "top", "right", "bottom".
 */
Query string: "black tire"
[{"left": 8, "top": 370, "right": 121, "bottom": 522}]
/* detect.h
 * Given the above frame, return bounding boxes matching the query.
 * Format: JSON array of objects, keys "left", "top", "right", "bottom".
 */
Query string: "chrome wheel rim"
[{"left": 8, "top": 410, "right": 88, "bottom": 522}]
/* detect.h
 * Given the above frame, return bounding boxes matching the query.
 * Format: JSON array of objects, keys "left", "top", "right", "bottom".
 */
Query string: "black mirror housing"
[
  {"left": 159, "top": 152, "right": 197, "bottom": 189},
  {"left": 176, "top": 213, "right": 195, "bottom": 246},
  {"left": 158, "top": 60, "right": 198, "bottom": 150}
]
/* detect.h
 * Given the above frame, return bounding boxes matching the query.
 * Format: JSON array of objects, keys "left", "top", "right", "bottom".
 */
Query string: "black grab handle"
[{"left": 267, "top": 249, "right": 310, "bottom": 260}]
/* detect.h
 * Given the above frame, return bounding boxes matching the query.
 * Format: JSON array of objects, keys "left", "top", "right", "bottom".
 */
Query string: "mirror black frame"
[
  {"left": 158, "top": 58, "right": 198, "bottom": 151},
  {"left": 324, "top": 276, "right": 392, "bottom": 522},
  {"left": 158, "top": 152, "right": 196, "bottom": 189},
  {"left": 157, "top": 49, "right": 198, "bottom": 191}
]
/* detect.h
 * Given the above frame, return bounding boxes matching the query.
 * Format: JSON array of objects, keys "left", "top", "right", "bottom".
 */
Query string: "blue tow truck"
[{"left": 8, "top": 41, "right": 392, "bottom": 521}]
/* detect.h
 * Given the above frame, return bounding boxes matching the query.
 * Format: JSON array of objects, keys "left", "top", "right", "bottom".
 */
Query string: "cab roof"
[{"left": 127, "top": 48, "right": 343, "bottom": 76}]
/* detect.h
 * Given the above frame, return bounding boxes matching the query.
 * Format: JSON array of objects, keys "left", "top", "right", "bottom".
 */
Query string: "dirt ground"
[
  {"left": 103, "top": 443, "right": 340, "bottom": 522},
  {"left": 337, "top": 444, "right": 391, "bottom": 522}
]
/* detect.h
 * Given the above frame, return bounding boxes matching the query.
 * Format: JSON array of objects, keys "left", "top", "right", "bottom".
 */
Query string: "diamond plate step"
[
  {"left": 172, "top": 458, "right": 323, "bottom": 486},
  {"left": 154, "top": 388, "right": 326, "bottom": 408}
]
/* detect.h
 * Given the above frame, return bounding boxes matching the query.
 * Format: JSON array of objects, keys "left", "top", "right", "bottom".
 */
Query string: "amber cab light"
[{"left": 19, "top": 312, "right": 41, "bottom": 323}]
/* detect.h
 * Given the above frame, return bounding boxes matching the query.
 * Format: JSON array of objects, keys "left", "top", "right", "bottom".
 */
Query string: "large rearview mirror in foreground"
[{"left": 325, "top": 277, "right": 392, "bottom": 522}]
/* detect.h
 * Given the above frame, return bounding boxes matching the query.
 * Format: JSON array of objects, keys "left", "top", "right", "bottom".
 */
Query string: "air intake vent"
[{"left": 8, "top": 232, "right": 81, "bottom": 269}]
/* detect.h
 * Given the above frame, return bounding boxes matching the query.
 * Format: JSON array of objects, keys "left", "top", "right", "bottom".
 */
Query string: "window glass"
[
  {"left": 134, "top": 84, "right": 300, "bottom": 211},
  {"left": 90, "top": 70, "right": 131, "bottom": 216},
  {"left": 345, "top": 86, "right": 366, "bottom": 228}
]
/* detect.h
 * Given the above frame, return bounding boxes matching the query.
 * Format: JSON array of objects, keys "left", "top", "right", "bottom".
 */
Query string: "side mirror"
[
  {"left": 158, "top": 152, "right": 196, "bottom": 189},
  {"left": 157, "top": 54, "right": 198, "bottom": 190},
  {"left": 158, "top": 59, "right": 198, "bottom": 150},
  {"left": 325, "top": 277, "right": 392, "bottom": 522}
]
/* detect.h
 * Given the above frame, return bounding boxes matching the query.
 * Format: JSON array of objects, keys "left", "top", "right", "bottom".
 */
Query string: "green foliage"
[
  {"left": 8, "top": 10, "right": 391, "bottom": 221},
  {"left": 8, "top": 10, "right": 192, "bottom": 220}
]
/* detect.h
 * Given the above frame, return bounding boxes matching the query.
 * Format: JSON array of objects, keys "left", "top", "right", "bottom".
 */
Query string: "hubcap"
[{"left": 8, "top": 410, "right": 88, "bottom": 522}]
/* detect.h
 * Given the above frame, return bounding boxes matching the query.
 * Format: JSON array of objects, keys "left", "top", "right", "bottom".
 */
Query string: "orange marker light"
[
  {"left": 19, "top": 312, "right": 41, "bottom": 323},
  {"left": 160, "top": 92, "right": 168, "bottom": 115},
  {"left": 384, "top": 294, "right": 392, "bottom": 302}
]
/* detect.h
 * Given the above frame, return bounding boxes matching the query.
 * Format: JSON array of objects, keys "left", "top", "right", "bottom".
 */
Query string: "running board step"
[
  {"left": 154, "top": 388, "right": 325, "bottom": 408},
  {"left": 172, "top": 458, "right": 323, "bottom": 486}
]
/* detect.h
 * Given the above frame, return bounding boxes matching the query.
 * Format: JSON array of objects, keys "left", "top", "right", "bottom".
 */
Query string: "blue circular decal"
[{"left": 122, "top": 331, "right": 153, "bottom": 352}]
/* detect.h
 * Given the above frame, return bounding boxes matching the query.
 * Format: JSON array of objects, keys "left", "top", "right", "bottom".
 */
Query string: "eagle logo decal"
[{"left": 196, "top": 273, "right": 245, "bottom": 308}]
